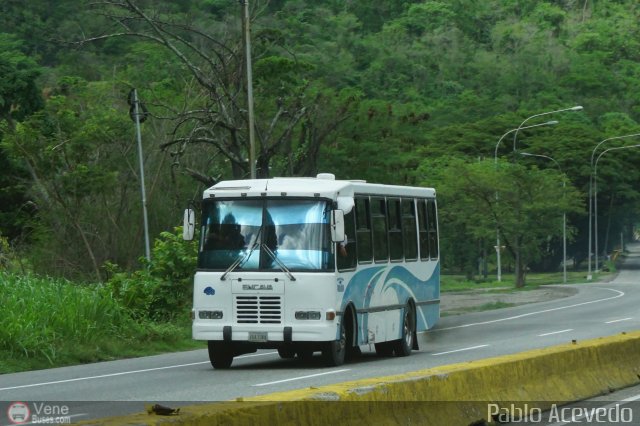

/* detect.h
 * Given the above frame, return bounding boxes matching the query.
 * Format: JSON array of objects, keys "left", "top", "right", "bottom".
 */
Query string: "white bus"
[{"left": 184, "top": 173, "right": 440, "bottom": 368}]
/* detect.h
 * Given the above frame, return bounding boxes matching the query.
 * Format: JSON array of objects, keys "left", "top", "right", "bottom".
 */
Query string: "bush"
[{"left": 105, "top": 227, "right": 197, "bottom": 321}]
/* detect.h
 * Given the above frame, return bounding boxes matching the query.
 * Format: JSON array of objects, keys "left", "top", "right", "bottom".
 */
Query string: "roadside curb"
[{"left": 81, "top": 331, "right": 640, "bottom": 425}]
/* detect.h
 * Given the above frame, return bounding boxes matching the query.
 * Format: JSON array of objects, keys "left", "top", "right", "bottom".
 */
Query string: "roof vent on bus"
[{"left": 316, "top": 173, "right": 335, "bottom": 180}]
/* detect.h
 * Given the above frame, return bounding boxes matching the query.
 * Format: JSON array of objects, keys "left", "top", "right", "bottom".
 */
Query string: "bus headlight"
[
  {"left": 295, "top": 311, "right": 321, "bottom": 320},
  {"left": 199, "top": 310, "right": 223, "bottom": 319}
]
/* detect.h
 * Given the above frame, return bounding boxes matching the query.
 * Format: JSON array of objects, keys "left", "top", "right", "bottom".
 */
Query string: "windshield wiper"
[
  {"left": 220, "top": 225, "right": 263, "bottom": 281},
  {"left": 219, "top": 252, "right": 245, "bottom": 281},
  {"left": 262, "top": 244, "right": 296, "bottom": 281}
]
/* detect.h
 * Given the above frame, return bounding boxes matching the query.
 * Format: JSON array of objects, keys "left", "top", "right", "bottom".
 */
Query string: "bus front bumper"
[{"left": 193, "top": 321, "right": 339, "bottom": 343}]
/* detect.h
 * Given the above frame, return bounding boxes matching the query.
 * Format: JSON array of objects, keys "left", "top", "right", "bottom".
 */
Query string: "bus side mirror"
[
  {"left": 183, "top": 209, "right": 195, "bottom": 241},
  {"left": 331, "top": 210, "right": 345, "bottom": 243}
]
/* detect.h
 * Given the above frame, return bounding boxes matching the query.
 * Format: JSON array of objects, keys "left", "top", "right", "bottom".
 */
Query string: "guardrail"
[{"left": 83, "top": 331, "right": 640, "bottom": 426}]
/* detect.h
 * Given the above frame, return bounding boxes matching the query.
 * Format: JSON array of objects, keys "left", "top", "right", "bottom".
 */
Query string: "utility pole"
[
  {"left": 242, "top": 0, "right": 257, "bottom": 179},
  {"left": 130, "top": 88, "right": 151, "bottom": 261}
]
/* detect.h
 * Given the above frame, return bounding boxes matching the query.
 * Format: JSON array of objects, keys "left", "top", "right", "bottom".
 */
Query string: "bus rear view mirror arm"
[
  {"left": 183, "top": 208, "right": 195, "bottom": 241},
  {"left": 331, "top": 210, "right": 345, "bottom": 243}
]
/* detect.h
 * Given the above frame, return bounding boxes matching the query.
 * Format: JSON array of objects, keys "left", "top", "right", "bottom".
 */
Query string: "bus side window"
[
  {"left": 355, "top": 197, "right": 373, "bottom": 263},
  {"left": 388, "top": 198, "right": 403, "bottom": 261},
  {"left": 418, "top": 200, "right": 429, "bottom": 260},
  {"left": 371, "top": 197, "right": 388, "bottom": 262},
  {"left": 402, "top": 199, "right": 418, "bottom": 261},
  {"left": 427, "top": 199, "right": 439, "bottom": 259},
  {"left": 338, "top": 209, "right": 357, "bottom": 270}
]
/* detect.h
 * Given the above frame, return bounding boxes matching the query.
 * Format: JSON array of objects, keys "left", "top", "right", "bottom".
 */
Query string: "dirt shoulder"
[{"left": 440, "top": 285, "right": 579, "bottom": 316}]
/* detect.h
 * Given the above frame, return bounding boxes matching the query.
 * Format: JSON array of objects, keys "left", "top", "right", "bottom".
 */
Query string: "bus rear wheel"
[
  {"left": 208, "top": 341, "right": 234, "bottom": 369},
  {"left": 393, "top": 304, "right": 415, "bottom": 357},
  {"left": 374, "top": 342, "right": 394, "bottom": 357},
  {"left": 296, "top": 349, "right": 314, "bottom": 360}
]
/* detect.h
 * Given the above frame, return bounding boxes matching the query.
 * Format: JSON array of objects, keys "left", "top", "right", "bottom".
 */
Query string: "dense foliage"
[
  {"left": 0, "top": 271, "right": 189, "bottom": 372},
  {"left": 1, "top": 0, "right": 640, "bottom": 287}
]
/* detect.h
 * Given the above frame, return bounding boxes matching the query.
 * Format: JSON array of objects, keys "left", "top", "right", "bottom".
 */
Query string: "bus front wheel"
[
  {"left": 208, "top": 341, "right": 234, "bottom": 369},
  {"left": 393, "top": 305, "right": 415, "bottom": 357},
  {"left": 322, "top": 319, "right": 346, "bottom": 366}
]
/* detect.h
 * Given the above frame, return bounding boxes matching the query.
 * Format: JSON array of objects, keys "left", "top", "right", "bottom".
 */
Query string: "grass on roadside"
[
  {"left": 0, "top": 272, "right": 204, "bottom": 374},
  {"left": 441, "top": 266, "right": 616, "bottom": 293},
  {"left": 441, "top": 301, "right": 517, "bottom": 317}
]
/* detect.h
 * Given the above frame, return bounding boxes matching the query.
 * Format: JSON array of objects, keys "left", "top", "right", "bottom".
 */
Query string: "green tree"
[
  {"left": 73, "top": 0, "right": 351, "bottom": 184},
  {"left": 0, "top": 34, "right": 44, "bottom": 242},
  {"left": 0, "top": 34, "right": 44, "bottom": 126},
  {"left": 422, "top": 158, "right": 583, "bottom": 287},
  {"left": 1, "top": 77, "right": 172, "bottom": 280}
]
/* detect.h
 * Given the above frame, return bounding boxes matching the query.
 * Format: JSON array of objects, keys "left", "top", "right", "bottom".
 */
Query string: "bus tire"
[
  {"left": 322, "top": 319, "right": 346, "bottom": 366},
  {"left": 296, "top": 349, "right": 314, "bottom": 360},
  {"left": 374, "top": 342, "right": 394, "bottom": 357},
  {"left": 208, "top": 341, "right": 234, "bottom": 369},
  {"left": 344, "top": 306, "right": 360, "bottom": 361},
  {"left": 393, "top": 304, "right": 415, "bottom": 357}
]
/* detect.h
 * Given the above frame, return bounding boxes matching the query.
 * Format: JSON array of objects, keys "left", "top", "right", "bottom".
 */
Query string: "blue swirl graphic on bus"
[{"left": 340, "top": 264, "right": 440, "bottom": 344}]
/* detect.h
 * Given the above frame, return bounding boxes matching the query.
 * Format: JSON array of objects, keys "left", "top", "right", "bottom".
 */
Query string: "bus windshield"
[{"left": 198, "top": 199, "right": 333, "bottom": 271}]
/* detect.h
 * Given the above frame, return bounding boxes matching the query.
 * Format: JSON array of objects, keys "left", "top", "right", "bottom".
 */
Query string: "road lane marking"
[
  {"left": 432, "top": 288, "right": 625, "bottom": 331},
  {"left": 431, "top": 344, "right": 489, "bottom": 356},
  {"left": 538, "top": 329, "right": 573, "bottom": 337},
  {"left": 0, "top": 352, "right": 278, "bottom": 392},
  {"left": 623, "top": 393, "right": 640, "bottom": 402},
  {"left": 605, "top": 317, "right": 633, "bottom": 324},
  {"left": 253, "top": 369, "right": 351, "bottom": 387}
]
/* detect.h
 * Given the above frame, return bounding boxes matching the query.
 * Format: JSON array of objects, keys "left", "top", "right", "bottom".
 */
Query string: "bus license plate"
[{"left": 248, "top": 332, "right": 268, "bottom": 342}]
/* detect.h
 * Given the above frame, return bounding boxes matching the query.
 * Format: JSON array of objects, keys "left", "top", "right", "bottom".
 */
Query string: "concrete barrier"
[{"left": 82, "top": 331, "right": 640, "bottom": 425}]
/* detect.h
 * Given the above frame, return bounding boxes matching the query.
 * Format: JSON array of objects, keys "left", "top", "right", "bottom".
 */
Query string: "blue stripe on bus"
[{"left": 340, "top": 264, "right": 440, "bottom": 343}]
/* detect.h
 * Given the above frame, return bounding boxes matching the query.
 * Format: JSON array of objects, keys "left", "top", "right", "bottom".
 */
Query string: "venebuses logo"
[{"left": 7, "top": 402, "right": 30, "bottom": 424}]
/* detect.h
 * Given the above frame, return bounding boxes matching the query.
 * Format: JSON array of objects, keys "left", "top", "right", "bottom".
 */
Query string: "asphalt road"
[{"left": 1, "top": 245, "right": 639, "bottom": 424}]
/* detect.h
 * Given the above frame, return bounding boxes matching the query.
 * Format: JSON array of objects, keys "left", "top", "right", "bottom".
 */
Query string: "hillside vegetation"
[{"left": 1, "top": 0, "right": 639, "bottom": 368}]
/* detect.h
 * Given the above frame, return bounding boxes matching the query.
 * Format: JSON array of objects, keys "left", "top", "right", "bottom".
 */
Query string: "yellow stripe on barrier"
[{"left": 81, "top": 331, "right": 640, "bottom": 426}]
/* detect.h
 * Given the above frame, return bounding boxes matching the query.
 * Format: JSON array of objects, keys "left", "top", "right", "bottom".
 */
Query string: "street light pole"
[
  {"left": 520, "top": 152, "right": 567, "bottom": 283},
  {"left": 587, "top": 133, "right": 640, "bottom": 279},
  {"left": 241, "top": 0, "right": 256, "bottom": 179},
  {"left": 131, "top": 89, "right": 151, "bottom": 262},
  {"left": 493, "top": 120, "right": 558, "bottom": 282},
  {"left": 593, "top": 143, "right": 640, "bottom": 275},
  {"left": 512, "top": 106, "right": 583, "bottom": 152}
]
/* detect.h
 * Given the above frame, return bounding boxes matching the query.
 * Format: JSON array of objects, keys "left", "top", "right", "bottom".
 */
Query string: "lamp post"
[
  {"left": 593, "top": 143, "right": 640, "bottom": 274},
  {"left": 129, "top": 88, "right": 151, "bottom": 262},
  {"left": 241, "top": 0, "right": 256, "bottom": 179},
  {"left": 493, "top": 120, "right": 558, "bottom": 282},
  {"left": 587, "top": 133, "right": 640, "bottom": 279},
  {"left": 512, "top": 106, "right": 583, "bottom": 152},
  {"left": 520, "top": 152, "right": 567, "bottom": 283}
]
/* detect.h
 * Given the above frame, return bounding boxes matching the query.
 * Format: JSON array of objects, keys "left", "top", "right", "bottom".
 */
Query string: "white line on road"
[
  {"left": 605, "top": 317, "right": 633, "bottom": 324},
  {"left": 432, "top": 288, "right": 625, "bottom": 332},
  {"left": 253, "top": 369, "right": 351, "bottom": 387},
  {"left": 0, "top": 352, "right": 279, "bottom": 392},
  {"left": 431, "top": 344, "right": 489, "bottom": 356},
  {"left": 538, "top": 329, "right": 573, "bottom": 337}
]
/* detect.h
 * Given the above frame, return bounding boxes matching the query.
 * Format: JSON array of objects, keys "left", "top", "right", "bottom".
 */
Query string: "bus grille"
[{"left": 235, "top": 296, "right": 282, "bottom": 324}]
